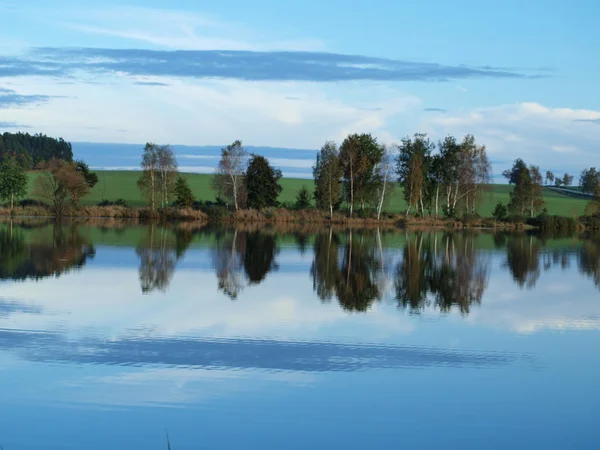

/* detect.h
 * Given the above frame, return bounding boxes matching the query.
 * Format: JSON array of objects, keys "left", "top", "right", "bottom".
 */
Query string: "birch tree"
[
  {"left": 137, "top": 143, "right": 160, "bottom": 212},
  {"left": 313, "top": 141, "right": 342, "bottom": 219},
  {"left": 213, "top": 140, "right": 248, "bottom": 210},
  {"left": 374, "top": 146, "right": 394, "bottom": 220}
]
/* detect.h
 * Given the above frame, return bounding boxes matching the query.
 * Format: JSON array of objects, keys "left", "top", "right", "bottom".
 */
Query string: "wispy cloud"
[
  {"left": 423, "top": 107, "right": 447, "bottom": 113},
  {"left": 133, "top": 81, "right": 169, "bottom": 87},
  {"left": 0, "top": 48, "right": 538, "bottom": 83},
  {"left": 0, "top": 120, "right": 30, "bottom": 128},
  {"left": 574, "top": 118, "right": 600, "bottom": 125},
  {"left": 58, "top": 5, "right": 324, "bottom": 52},
  {"left": 0, "top": 87, "right": 51, "bottom": 107}
]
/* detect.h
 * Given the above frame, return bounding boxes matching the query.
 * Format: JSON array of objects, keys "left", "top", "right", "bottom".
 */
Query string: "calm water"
[{"left": 0, "top": 221, "right": 599, "bottom": 449}]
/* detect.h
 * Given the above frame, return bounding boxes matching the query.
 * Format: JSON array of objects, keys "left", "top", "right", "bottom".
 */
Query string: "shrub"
[
  {"left": 97, "top": 199, "right": 129, "bottom": 207},
  {"left": 19, "top": 199, "right": 46, "bottom": 208},
  {"left": 203, "top": 205, "right": 230, "bottom": 221},
  {"left": 506, "top": 214, "right": 525, "bottom": 224},
  {"left": 491, "top": 202, "right": 508, "bottom": 221}
]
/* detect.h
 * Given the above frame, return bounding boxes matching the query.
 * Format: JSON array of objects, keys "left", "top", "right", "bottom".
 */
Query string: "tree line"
[
  {"left": 0, "top": 132, "right": 73, "bottom": 169},
  {"left": 207, "top": 133, "right": 494, "bottom": 220}
]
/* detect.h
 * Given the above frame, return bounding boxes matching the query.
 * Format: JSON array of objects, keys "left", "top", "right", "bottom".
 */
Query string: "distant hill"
[{"left": 0, "top": 132, "right": 73, "bottom": 168}]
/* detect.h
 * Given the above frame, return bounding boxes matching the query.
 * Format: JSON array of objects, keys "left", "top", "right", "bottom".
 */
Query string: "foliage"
[
  {"left": 339, "top": 133, "right": 383, "bottom": 216},
  {"left": 562, "top": 173, "right": 574, "bottom": 187},
  {"left": 0, "top": 156, "right": 28, "bottom": 209},
  {"left": 76, "top": 160, "right": 99, "bottom": 188},
  {"left": 491, "top": 202, "right": 508, "bottom": 220},
  {"left": 137, "top": 143, "right": 178, "bottom": 211},
  {"left": 245, "top": 154, "right": 282, "bottom": 209},
  {"left": 213, "top": 140, "right": 248, "bottom": 210},
  {"left": 395, "top": 133, "right": 433, "bottom": 216},
  {"left": 580, "top": 167, "right": 600, "bottom": 195},
  {"left": 313, "top": 141, "right": 342, "bottom": 218},
  {"left": 32, "top": 158, "right": 89, "bottom": 215},
  {"left": 529, "top": 214, "right": 578, "bottom": 231},
  {"left": 173, "top": 176, "right": 195, "bottom": 208},
  {"left": 0, "top": 132, "right": 73, "bottom": 169},
  {"left": 97, "top": 198, "right": 128, "bottom": 207},
  {"left": 294, "top": 185, "right": 312, "bottom": 210}
]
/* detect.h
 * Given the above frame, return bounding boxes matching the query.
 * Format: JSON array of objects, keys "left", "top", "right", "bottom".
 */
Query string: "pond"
[{"left": 0, "top": 220, "right": 599, "bottom": 449}]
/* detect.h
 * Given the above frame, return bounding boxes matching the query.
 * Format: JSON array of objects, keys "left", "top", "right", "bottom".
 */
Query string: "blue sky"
[{"left": 0, "top": 0, "right": 599, "bottom": 176}]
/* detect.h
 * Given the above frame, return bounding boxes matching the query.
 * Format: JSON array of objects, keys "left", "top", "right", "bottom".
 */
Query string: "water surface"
[{"left": 0, "top": 221, "right": 599, "bottom": 449}]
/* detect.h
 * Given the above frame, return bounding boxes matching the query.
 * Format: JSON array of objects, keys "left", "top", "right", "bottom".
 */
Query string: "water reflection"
[
  {"left": 395, "top": 232, "right": 489, "bottom": 315},
  {"left": 0, "top": 221, "right": 95, "bottom": 281},
  {"left": 135, "top": 225, "right": 194, "bottom": 293}
]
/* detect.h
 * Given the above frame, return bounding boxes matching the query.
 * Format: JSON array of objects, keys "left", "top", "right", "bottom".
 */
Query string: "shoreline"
[{"left": 0, "top": 205, "right": 552, "bottom": 231}]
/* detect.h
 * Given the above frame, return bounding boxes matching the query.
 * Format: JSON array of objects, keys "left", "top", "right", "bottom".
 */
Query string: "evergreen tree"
[
  {"left": 173, "top": 176, "right": 195, "bottom": 207},
  {"left": 295, "top": 185, "right": 311, "bottom": 210},
  {"left": 245, "top": 155, "right": 282, "bottom": 209}
]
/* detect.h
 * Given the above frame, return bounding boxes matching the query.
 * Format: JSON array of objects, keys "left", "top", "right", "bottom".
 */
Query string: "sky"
[{"left": 0, "top": 0, "right": 599, "bottom": 177}]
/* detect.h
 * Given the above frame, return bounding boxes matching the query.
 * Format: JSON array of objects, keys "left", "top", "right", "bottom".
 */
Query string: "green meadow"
[{"left": 25, "top": 170, "right": 589, "bottom": 217}]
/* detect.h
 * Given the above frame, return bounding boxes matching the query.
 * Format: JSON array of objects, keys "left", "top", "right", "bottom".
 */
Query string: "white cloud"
[
  {"left": 421, "top": 102, "right": 600, "bottom": 174},
  {"left": 0, "top": 75, "right": 420, "bottom": 148}
]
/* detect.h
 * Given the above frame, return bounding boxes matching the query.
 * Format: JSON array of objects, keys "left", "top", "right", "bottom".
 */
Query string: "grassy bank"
[{"left": 24, "top": 170, "right": 589, "bottom": 217}]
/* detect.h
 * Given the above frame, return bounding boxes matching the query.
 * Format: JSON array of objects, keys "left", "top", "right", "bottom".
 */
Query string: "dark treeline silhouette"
[
  {"left": 311, "top": 229, "right": 383, "bottom": 312},
  {"left": 0, "top": 132, "right": 73, "bottom": 169},
  {"left": 394, "top": 232, "right": 490, "bottom": 315},
  {"left": 210, "top": 228, "right": 279, "bottom": 299},
  {"left": 0, "top": 222, "right": 95, "bottom": 281}
]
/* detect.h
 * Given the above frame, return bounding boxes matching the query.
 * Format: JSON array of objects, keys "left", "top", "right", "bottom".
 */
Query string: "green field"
[{"left": 25, "top": 171, "right": 589, "bottom": 217}]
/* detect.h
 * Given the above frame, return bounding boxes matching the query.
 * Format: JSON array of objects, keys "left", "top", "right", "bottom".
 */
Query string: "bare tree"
[{"left": 213, "top": 140, "right": 248, "bottom": 210}]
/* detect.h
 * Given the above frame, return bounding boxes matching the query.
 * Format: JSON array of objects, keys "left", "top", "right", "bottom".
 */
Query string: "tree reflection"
[
  {"left": 336, "top": 231, "right": 381, "bottom": 311},
  {"left": 394, "top": 233, "right": 490, "bottom": 315},
  {"left": 311, "top": 229, "right": 381, "bottom": 312},
  {"left": 0, "top": 221, "right": 95, "bottom": 281},
  {"left": 243, "top": 231, "right": 279, "bottom": 284},
  {"left": 311, "top": 229, "right": 340, "bottom": 302},
  {"left": 578, "top": 239, "right": 600, "bottom": 288},
  {"left": 210, "top": 228, "right": 279, "bottom": 299},
  {"left": 212, "top": 228, "right": 246, "bottom": 299},
  {"left": 136, "top": 225, "right": 193, "bottom": 294},
  {"left": 504, "top": 235, "right": 541, "bottom": 288}
]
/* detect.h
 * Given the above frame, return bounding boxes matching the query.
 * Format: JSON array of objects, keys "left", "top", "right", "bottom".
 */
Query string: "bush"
[
  {"left": 356, "top": 208, "right": 376, "bottom": 219},
  {"left": 202, "top": 205, "right": 230, "bottom": 220},
  {"left": 491, "top": 202, "right": 508, "bottom": 221},
  {"left": 19, "top": 199, "right": 46, "bottom": 208},
  {"left": 528, "top": 214, "right": 577, "bottom": 230},
  {"left": 97, "top": 199, "right": 129, "bottom": 207},
  {"left": 506, "top": 214, "right": 525, "bottom": 224},
  {"left": 461, "top": 213, "right": 480, "bottom": 225}
]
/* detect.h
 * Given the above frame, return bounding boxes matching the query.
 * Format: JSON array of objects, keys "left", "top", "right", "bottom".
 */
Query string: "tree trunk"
[
  {"left": 232, "top": 173, "right": 239, "bottom": 211},
  {"left": 434, "top": 185, "right": 439, "bottom": 218},
  {"left": 10, "top": 191, "right": 14, "bottom": 211},
  {"left": 349, "top": 171, "right": 354, "bottom": 217}
]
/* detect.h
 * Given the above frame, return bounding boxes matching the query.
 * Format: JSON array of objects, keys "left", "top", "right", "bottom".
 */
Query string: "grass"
[{"left": 25, "top": 170, "right": 589, "bottom": 217}]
